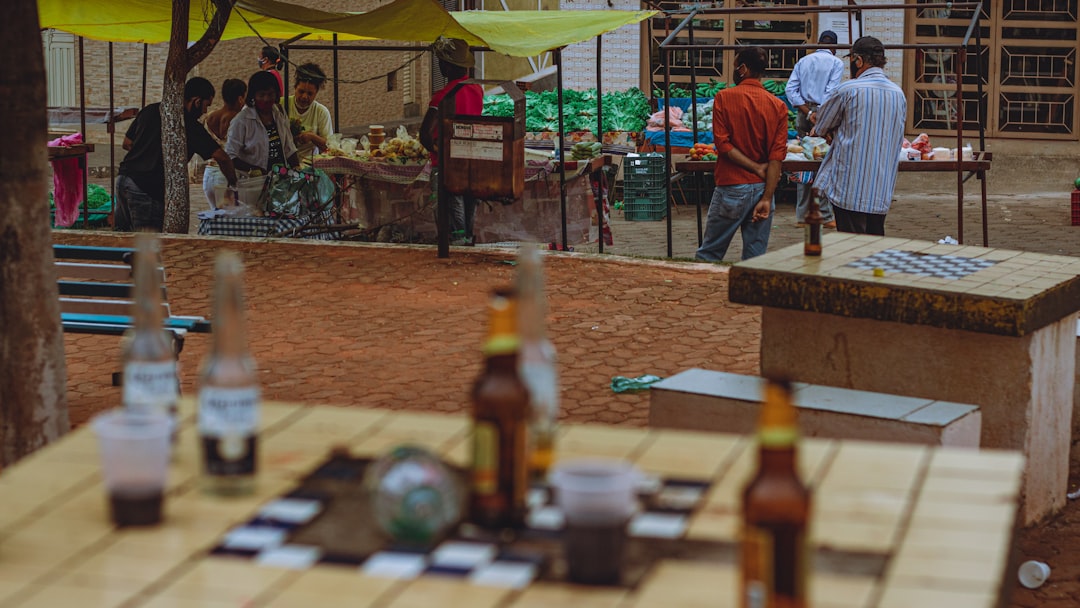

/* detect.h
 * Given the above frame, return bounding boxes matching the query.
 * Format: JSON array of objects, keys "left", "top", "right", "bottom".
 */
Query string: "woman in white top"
[
  {"left": 226, "top": 70, "right": 299, "bottom": 174},
  {"left": 288, "top": 62, "right": 334, "bottom": 153}
]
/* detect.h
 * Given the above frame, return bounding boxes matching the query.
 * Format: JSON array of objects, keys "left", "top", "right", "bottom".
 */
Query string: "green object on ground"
[
  {"left": 50, "top": 183, "right": 113, "bottom": 228},
  {"left": 611, "top": 374, "right": 664, "bottom": 393}
]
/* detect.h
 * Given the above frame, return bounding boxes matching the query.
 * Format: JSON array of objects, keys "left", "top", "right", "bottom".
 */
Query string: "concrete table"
[
  {"left": 0, "top": 400, "right": 1022, "bottom": 607},
  {"left": 729, "top": 233, "right": 1080, "bottom": 524}
]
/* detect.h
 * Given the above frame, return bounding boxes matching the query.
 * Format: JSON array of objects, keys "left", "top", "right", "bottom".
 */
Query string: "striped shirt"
[
  {"left": 813, "top": 67, "right": 907, "bottom": 215},
  {"left": 712, "top": 79, "right": 789, "bottom": 186}
]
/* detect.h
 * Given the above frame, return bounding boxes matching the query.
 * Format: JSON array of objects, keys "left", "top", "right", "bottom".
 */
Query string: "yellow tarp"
[{"left": 38, "top": 0, "right": 654, "bottom": 57}]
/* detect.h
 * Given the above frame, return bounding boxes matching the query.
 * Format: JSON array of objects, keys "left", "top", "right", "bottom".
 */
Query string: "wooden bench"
[
  {"left": 55, "top": 244, "right": 211, "bottom": 383},
  {"left": 650, "top": 369, "right": 981, "bottom": 447}
]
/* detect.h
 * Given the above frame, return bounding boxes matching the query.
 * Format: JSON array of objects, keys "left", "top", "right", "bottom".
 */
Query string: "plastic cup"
[
  {"left": 549, "top": 459, "right": 640, "bottom": 585},
  {"left": 1018, "top": 560, "right": 1051, "bottom": 589},
  {"left": 93, "top": 409, "right": 172, "bottom": 527}
]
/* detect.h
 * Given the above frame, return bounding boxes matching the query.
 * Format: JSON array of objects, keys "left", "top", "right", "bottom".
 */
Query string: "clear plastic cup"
[
  {"left": 1018, "top": 560, "right": 1050, "bottom": 588},
  {"left": 93, "top": 409, "right": 172, "bottom": 527},
  {"left": 549, "top": 459, "right": 640, "bottom": 585}
]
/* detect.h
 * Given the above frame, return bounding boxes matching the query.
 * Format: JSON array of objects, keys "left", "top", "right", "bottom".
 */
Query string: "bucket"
[{"left": 214, "top": 175, "right": 267, "bottom": 209}]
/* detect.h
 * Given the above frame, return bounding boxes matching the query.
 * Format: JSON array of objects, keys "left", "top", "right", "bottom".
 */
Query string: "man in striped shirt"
[
  {"left": 811, "top": 36, "right": 906, "bottom": 235},
  {"left": 695, "top": 47, "right": 789, "bottom": 262}
]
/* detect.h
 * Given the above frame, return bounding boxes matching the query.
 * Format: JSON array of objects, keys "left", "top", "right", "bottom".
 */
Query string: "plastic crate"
[
  {"left": 624, "top": 195, "right": 668, "bottom": 221},
  {"left": 624, "top": 154, "right": 666, "bottom": 178},
  {"left": 624, "top": 172, "right": 667, "bottom": 191}
]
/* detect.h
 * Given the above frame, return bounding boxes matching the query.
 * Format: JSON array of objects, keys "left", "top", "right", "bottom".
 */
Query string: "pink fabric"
[{"left": 48, "top": 133, "right": 87, "bottom": 227}]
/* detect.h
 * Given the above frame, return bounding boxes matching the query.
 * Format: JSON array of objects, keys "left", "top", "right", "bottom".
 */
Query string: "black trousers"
[{"left": 833, "top": 205, "right": 886, "bottom": 236}]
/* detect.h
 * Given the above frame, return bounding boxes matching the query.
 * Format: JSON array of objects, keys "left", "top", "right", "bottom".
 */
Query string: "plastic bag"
[
  {"left": 610, "top": 375, "right": 664, "bottom": 393},
  {"left": 263, "top": 165, "right": 336, "bottom": 218},
  {"left": 801, "top": 136, "right": 829, "bottom": 161}
]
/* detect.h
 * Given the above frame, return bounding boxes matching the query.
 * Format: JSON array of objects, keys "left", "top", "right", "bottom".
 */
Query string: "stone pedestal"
[{"left": 729, "top": 235, "right": 1080, "bottom": 525}]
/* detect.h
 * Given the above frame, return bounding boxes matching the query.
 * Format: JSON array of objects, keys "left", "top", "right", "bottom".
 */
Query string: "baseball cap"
[
  {"left": 848, "top": 36, "right": 886, "bottom": 58},
  {"left": 819, "top": 30, "right": 838, "bottom": 44}
]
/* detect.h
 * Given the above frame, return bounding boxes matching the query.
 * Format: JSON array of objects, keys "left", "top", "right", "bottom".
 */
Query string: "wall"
[
  {"left": 73, "top": 40, "right": 170, "bottom": 109},
  {"left": 558, "top": 0, "right": 644, "bottom": 92}
]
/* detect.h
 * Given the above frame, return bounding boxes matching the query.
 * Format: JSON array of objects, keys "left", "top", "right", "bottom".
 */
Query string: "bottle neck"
[
  {"left": 211, "top": 256, "right": 249, "bottom": 358},
  {"left": 758, "top": 441, "right": 797, "bottom": 472},
  {"left": 132, "top": 236, "right": 165, "bottom": 331}
]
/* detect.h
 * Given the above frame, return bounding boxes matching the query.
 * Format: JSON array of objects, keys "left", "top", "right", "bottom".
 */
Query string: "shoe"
[{"left": 824, "top": 221, "right": 837, "bottom": 229}]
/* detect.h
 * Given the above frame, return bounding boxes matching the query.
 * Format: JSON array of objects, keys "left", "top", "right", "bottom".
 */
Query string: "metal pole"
[
  {"left": 596, "top": 36, "right": 604, "bottom": 255},
  {"left": 556, "top": 48, "right": 568, "bottom": 249},
  {"left": 281, "top": 44, "right": 290, "bottom": 113},
  {"left": 332, "top": 34, "right": 340, "bottom": 131},
  {"left": 663, "top": 47, "right": 673, "bottom": 259},
  {"left": 108, "top": 42, "right": 115, "bottom": 222},
  {"left": 141, "top": 44, "right": 148, "bottom": 107},
  {"left": 78, "top": 36, "right": 88, "bottom": 228},
  {"left": 955, "top": 47, "right": 966, "bottom": 245},
  {"left": 689, "top": 17, "right": 698, "bottom": 146}
]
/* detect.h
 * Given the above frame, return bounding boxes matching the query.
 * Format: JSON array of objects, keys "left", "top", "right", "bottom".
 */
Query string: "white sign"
[
  {"left": 450, "top": 139, "right": 503, "bottom": 161},
  {"left": 451, "top": 123, "right": 503, "bottom": 141},
  {"left": 818, "top": 13, "right": 852, "bottom": 47}
]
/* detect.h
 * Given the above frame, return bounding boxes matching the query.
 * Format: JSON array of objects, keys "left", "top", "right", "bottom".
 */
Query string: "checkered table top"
[
  {"left": 197, "top": 208, "right": 337, "bottom": 240},
  {"left": 846, "top": 249, "right": 998, "bottom": 280}
]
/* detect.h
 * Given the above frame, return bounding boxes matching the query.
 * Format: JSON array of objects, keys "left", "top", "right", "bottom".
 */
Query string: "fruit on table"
[{"left": 689, "top": 142, "right": 717, "bottom": 161}]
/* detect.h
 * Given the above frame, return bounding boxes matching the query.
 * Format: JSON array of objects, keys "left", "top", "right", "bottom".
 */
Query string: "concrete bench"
[{"left": 650, "top": 369, "right": 981, "bottom": 447}]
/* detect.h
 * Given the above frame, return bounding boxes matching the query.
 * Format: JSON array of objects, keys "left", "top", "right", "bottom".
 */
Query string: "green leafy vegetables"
[{"left": 483, "top": 88, "right": 651, "bottom": 134}]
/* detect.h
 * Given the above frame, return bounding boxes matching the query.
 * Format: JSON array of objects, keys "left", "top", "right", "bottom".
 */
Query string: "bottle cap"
[{"left": 1018, "top": 560, "right": 1050, "bottom": 588}]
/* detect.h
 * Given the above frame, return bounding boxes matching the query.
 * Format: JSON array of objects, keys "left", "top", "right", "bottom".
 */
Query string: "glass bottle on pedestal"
[{"left": 198, "top": 252, "right": 260, "bottom": 496}]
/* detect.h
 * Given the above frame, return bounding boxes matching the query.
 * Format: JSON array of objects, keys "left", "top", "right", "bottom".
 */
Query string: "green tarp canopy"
[{"left": 39, "top": 0, "right": 655, "bottom": 57}]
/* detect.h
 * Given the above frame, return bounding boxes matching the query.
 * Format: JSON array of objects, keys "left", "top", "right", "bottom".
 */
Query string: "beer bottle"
[
  {"left": 804, "top": 189, "right": 823, "bottom": 257},
  {"left": 198, "top": 252, "right": 260, "bottom": 496},
  {"left": 516, "top": 244, "right": 559, "bottom": 480},
  {"left": 740, "top": 377, "right": 811, "bottom": 608},
  {"left": 122, "top": 233, "right": 179, "bottom": 430},
  {"left": 469, "top": 288, "right": 530, "bottom": 530}
]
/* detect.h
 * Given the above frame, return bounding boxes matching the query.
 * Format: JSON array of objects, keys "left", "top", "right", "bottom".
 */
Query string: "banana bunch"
[{"left": 570, "top": 141, "right": 602, "bottom": 160}]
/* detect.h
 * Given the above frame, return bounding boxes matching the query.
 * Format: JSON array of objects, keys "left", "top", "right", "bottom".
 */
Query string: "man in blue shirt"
[
  {"left": 786, "top": 30, "right": 843, "bottom": 226},
  {"left": 811, "top": 36, "right": 906, "bottom": 235}
]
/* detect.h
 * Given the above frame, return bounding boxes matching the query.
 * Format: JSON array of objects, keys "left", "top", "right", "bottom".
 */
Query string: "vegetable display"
[{"left": 483, "top": 88, "right": 651, "bottom": 134}]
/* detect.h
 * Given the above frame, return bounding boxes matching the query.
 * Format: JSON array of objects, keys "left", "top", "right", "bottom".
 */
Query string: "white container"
[
  {"left": 214, "top": 175, "right": 266, "bottom": 210},
  {"left": 1018, "top": 560, "right": 1051, "bottom": 589},
  {"left": 932, "top": 147, "right": 951, "bottom": 160},
  {"left": 549, "top": 459, "right": 640, "bottom": 524}
]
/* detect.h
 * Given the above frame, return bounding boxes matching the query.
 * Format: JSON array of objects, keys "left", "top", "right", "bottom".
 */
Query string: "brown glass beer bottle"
[
  {"left": 804, "top": 189, "right": 823, "bottom": 257},
  {"left": 740, "top": 377, "right": 811, "bottom": 608},
  {"left": 469, "top": 288, "right": 530, "bottom": 530}
]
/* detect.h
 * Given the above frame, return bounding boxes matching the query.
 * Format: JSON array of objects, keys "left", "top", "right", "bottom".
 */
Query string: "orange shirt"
[{"left": 712, "top": 79, "right": 789, "bottom": 186}]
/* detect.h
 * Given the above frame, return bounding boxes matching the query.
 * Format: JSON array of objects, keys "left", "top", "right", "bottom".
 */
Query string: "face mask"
[
  {"left": 255, "top": 99, "right": 274, "bottom": 112},
  {"left": 850, "top": 59, "right": 861, "bottom": 79},
  {"left": 732, "top": 66, "right": 745, "bottom": 85}
]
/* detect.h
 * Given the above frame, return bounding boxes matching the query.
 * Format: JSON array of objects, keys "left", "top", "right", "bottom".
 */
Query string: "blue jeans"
[
  {"left": 695, "top": 183, "right": 774, "bottom": 262},
  {"left": 114, "top": 175, "right": 164, "bottom": 232}
]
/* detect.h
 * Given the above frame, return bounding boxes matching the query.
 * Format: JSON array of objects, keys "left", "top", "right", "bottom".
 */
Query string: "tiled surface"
[
  {"left": 729, "top": 234, "right": 1080, "bottom": 336},
  {"left": 0, "top": 403, "right": 1023, "bottom": 607}
]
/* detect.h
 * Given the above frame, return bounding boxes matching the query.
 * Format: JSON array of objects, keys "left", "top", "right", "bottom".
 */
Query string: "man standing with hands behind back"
[
  {"left": 695, "top": 46, "right": 789, "bottom": 262},
  {"left": 811, "top": 36, "right": 906, "bottom": 235},
  {"left": 786, "top": 30, "right": 843, "bottom": 226}
]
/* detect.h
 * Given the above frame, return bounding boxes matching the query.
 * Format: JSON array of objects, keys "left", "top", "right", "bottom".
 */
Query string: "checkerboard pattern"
[
  {"left": 197, "top": 208, "right": 338, "bottom": 240},
  {"left": 210, "top": 461, "right": 712, "bottom": 590},
  {"left": 846, "top": 249, "right": 998, "bottom": 280}
]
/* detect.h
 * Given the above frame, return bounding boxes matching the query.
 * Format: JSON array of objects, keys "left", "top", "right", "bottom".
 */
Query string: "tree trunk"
[
  {"left": 0, "top": 0, "right": 70, "bottom": 464},
  {"left": 162, "top": 0, "right": 235, "bottom": 234}
]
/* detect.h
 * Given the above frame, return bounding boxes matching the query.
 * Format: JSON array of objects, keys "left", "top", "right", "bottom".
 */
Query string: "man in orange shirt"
[{"left": 695, "top": 47, "right": 789, "bottom": 262}]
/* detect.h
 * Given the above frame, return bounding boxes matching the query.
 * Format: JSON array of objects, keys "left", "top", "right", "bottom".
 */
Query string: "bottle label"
[
  {"left": 123, "top": 361, "right": 178, "bottom": 414},
  {"left": 741, "top": 524, "right": 808, "bottom": 606},
  {"left": 472, "top": 421, "right": 498, "bottom": 495},
  {"left": 198, "top": 386, "right": 260, "bottom": 437}
]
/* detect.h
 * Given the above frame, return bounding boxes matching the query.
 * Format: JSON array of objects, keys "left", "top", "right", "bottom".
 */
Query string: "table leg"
[
  {"left": 695, "top": 171, "right": 704, "bottom": 247},
  {"left": 79, "top": 152, "right": 89, "bottom": 229},
  {"left": 980, "top": 170, "right": 989, "bottom": 247}
]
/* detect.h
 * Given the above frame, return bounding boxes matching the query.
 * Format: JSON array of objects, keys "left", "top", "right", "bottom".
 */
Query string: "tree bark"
[
  {"left": 162, "top": 0, "right": 235, "bottom": 234},
  {"left": 0, "top": 0, "right": 70, "bottom": 464}
]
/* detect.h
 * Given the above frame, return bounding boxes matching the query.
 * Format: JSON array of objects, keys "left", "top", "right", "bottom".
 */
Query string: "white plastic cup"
[
  {"left": 1018, "top": 560, "right": 1051, "bottom": 589},
  {"left": 549, "top": 459, "right": 640, "bottom": 585},
  {"left": 549, "top": 459, "right": 640, "bottom": 524},
  {"left": 93, "top": 409, "right": 172, "bottom": 526}
]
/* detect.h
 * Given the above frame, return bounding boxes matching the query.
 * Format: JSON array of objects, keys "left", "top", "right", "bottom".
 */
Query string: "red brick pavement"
[{"left": 54, "top": 232, "right": 759, "bottom": 430}]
